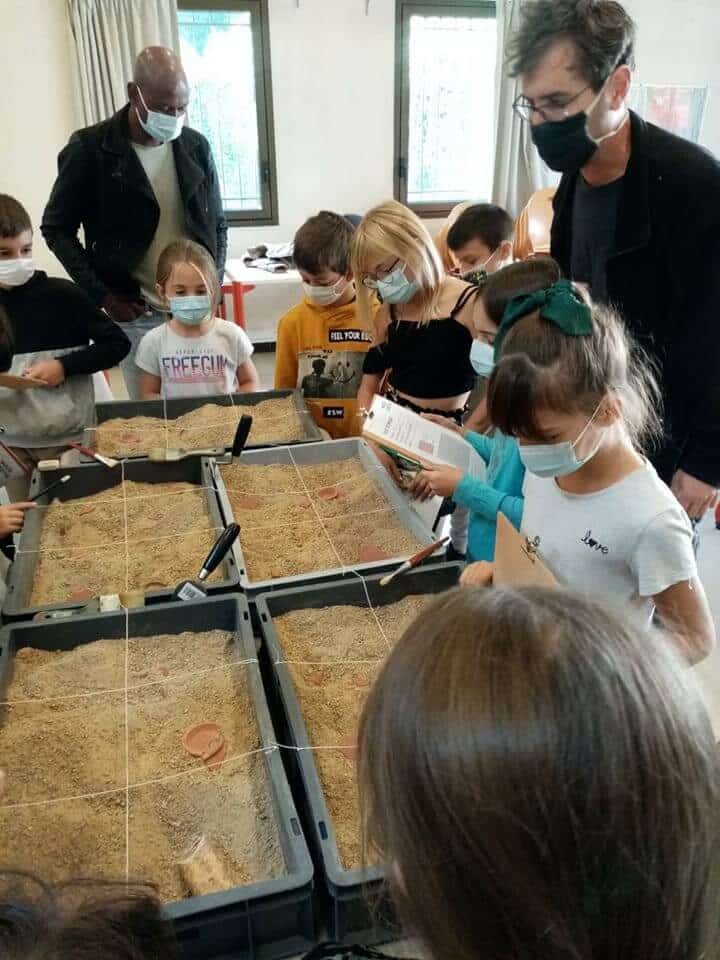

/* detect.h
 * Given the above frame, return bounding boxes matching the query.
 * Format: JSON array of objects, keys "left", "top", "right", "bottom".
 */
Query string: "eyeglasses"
[
  {"left": 512, "top": 85, "right": 592, "bottom": 124},
  {"left": 361, "top": 258, "right": 400, "bottom": 289}
]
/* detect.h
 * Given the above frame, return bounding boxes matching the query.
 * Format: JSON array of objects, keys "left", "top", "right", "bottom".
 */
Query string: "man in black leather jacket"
[
  {"left": 41, "top": 46, "right": 227, "bottom": 399},
  {"left": 508, "top": 0, "right": 720, "bottom": 522}
]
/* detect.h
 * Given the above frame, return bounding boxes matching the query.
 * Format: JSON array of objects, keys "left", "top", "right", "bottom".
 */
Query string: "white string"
[
  {"left": 123, "top": 603, "right": 130, "bottom": 879},
  {"left": 286, "top": 447, "right": 345, "bottom": 570},
  {"left": 121, "top": 459, "right": 129, "bottom": 592}
]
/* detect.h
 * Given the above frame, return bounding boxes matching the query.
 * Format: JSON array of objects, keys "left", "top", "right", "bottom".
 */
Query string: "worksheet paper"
[{"left": 362, "top": 395, "right": 487, "bottom": 528}]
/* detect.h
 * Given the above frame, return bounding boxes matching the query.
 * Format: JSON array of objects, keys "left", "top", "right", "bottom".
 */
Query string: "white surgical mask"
[
  {"left": 0, "top": 258, "right": 35, "bottom": 288},
  {"left": 469, "top": 339, "right": 495, "bottom": 377},
  {"left": 170, "top": 294, "right": 212, "bottom": 326},
  {"left": 518, "top": 403, "right": 605, "bottom": 478},
  {"left": 303, "top": 278, "right": 347, "bottom": 307},
  {"left": 136, "top": 87, "right": 185, "bottom": 143}
]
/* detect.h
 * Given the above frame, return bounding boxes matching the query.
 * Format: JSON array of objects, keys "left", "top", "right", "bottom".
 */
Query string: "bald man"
[{"left": 42, "top": 47, "right": 227, "bottom": 398}]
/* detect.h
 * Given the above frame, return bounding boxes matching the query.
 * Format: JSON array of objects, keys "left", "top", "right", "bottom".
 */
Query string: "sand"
[
  {"left": 274, "top": 595, "right": 430, "bottom": 869},
  {"left": 221, "top": 457, "right": 424, "bottom": 583},
  {"left": 95, "top": 397, "right": 306, "bottom": 457},
  {"left": 0, "top": 630, "right": 286, "bottom": 902},
  {"left": 28, "top": 480, "right": 223, "bottom": 606}
]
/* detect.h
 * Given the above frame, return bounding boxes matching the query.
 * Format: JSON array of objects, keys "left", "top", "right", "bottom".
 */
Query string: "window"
[
  {"left": 395, "top": 1, "right": 497, "bottom": 217},
  {"left": 178, "top": 1, "right": 278, "bottom": 224}
]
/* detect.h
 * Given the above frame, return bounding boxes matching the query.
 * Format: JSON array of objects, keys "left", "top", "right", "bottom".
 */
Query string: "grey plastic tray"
[
  {"left": 0, "top": 595, "right": 315, "bottom": 960},
  {"left": 256, "top": 564, "right": 463, "bottom": 943},
  {"left": 3, "top": 458, "right": 239, "bottom": 620},
  {"left": 85, "top": 389, "right": 322, "bottom": 460},
  {"left": 208, "top": 438, "right": 444, "bottom": 594}
]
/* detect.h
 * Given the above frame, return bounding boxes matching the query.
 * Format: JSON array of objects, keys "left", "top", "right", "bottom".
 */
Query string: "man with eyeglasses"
[
  {"left": 41, "top": 46, "right": 226, "bottom": 399},
  {"left": 507, "top": 0, "right": 720, "bottom": 524}
]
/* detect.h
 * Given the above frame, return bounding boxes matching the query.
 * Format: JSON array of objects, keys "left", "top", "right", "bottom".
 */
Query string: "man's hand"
[
  {"left": 420, "top": 464, "right": 464, "bottom": 499},
  {"left": 671, "top": 469, "right": 718, "bottom": 519},
  {"left": 0, "top": 502, "right": 35, "bottom": 537},
  {"left": 102, "top": 292, "right": 147, "bottom": 324},
  {"left": 460, "top": 561, "right": 494, "bottom": 587},
  {"left": 23, "top": 359, "right": 65, "bottom": 387}
]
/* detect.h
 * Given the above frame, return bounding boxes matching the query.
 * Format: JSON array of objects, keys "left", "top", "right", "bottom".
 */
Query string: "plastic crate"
[
  {"left": 0, "top": 595, "right": 315, "bottom": 960},
  {"left": 208, "top": 438, "right": 445, "bottom": 596},
  {"left": 255, "top": 564, "right": 463, "bottom": 943},
  {"left": 3, "top": 458, "right": 239, "bottom": 620},
  {"left": 87, "top": 389, "right": 322, "bottom": 460}
]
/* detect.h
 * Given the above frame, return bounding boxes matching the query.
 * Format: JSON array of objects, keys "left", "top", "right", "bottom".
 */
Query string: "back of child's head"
[
  {"left": 352, "top": 200, "right": 443, "bottom": 332},
  {"left": 487, "top": 285, "right": 661, "bottom": 451},
  {"left": 155, "top": 239, "right": 220, "bottom": 309},
  {"left": 358, "top": 586, "right": 720, "bottom": 960},
  {"left": 0, "top": 195, "right": 32, "bottom": 239},
  {"left": 294, "top": 212, "right": 354, "bottom": 277},
  {"left": 0, "top": 873, "right": 177, "bottom": 960},
  {"left": 446, "top": 202, "right": 514, "bottom": 255},
  {"left": 481, "top": 256, "right": 562, "bottom": 326}
]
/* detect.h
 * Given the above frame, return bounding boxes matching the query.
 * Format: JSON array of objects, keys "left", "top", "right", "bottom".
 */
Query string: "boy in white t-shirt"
[{"left": 136, "top": 240, "right": 258, "bottom": 399}]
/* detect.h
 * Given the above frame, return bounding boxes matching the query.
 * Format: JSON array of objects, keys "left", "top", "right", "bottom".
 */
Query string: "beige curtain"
[
  {"left": 492, "top": 0, "right": 559, "bottom": 217},
  {"left": 67, "top": 0, "right": 179, "bottom": 126}
]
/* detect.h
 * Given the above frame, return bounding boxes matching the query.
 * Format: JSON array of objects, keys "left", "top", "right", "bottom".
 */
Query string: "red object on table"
[{"left": 219, "top": 281, "right": 255, "bottom": 329}]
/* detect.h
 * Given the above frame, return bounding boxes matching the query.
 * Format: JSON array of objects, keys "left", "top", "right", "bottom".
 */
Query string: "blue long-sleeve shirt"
[{"left": 453, "top": 430, "right": 525, "bottom": 562}]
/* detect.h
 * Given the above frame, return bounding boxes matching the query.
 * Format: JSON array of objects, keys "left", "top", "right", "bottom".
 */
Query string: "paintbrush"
[
  {"left": 379, "top": 536, "right": 450, "bottom": 587},
  {"left": 30, "top": 474, "right": 71, "bottom": 502},
  {"left": 173, "top": 524, "right": 240, "bottom": 601},
  {"left": 148, "top": 443, "right": 226, "bottom": 463},
  {"left": 68, "top": 441, "right": 119, "bottom": 469}
]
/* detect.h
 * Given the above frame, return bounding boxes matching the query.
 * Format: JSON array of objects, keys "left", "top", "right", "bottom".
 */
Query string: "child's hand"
[
  {"left": 408, "top": 471, "right": 435, "bottom": 501},
  {"left": 23, "top": 359, "right": 65, "bottom": 387},
  {"left": 421, "top": 464, "right": 463, "bottom": 498},
  {"left": 0, "top": 502, "right": 36, "bottom": 538},
  {"left": 460, "top": 561, "right": 494, "bottom": 587},
  {"left": 421, "top": 413, "right": 464, "bottom": 435},
  {"left": 369, "top": 442, "right": 403, "bottom": 485}
]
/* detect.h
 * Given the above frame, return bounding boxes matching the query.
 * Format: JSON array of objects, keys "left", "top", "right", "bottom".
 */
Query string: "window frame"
[
  {"left": 177, "top": 0, "right": 279, "bottom": 225},
  {"left": 394, "top": 0, "right": 497, "bottom": 219}
]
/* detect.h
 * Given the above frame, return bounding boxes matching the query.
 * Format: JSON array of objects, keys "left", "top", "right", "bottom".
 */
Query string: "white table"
[{"left": 224, "top": 259, "right": 303, "bottom": 344}]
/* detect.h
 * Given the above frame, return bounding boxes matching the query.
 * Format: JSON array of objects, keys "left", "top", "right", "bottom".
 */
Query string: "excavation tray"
[
  {"left": 3, "top": 458, "right": 239, "bottom": 620},
  {"left": 0, "top": 595, "right": 315, "bottom": 960},
  {"left": 256, "top": 564, "right": 463, "bottom": 944},
  {"left": 209, "top": 438, "right": 444, "bottom": 595},
  {"left": 86, "top": 390, "right": 322, "bottom": 459}
]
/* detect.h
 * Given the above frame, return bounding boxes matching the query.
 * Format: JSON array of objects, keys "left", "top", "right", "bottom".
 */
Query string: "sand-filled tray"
[
  {"left": 3, "top": 460, "right": 239, "bottom": 620},
  {"left": 211, "top": 439, "right": 442, "bottom": 593},
  {"left": 256, "top": 564, "right": 462, "bottom": 944},
  {"left": 89, "top": 390, "right": 321, "bottom": 459},
  {"left": 0, "top": 596, "right": 314, "bottom": 960}
]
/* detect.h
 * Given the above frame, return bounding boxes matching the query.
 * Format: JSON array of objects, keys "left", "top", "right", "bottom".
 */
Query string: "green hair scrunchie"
[{"left": 494, "top": 279, "right": 593, "bottom": 357}]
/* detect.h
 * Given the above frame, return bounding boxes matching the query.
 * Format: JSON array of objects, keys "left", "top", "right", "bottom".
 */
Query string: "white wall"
[{"left": 0, "top": 0, "right": 77, "bottom": 274}]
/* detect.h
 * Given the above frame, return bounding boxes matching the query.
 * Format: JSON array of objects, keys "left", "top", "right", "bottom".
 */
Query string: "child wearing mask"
[
  {"left": 359, "top": 585, "right": 720, "bottom": 960},
  {"left": 0, "top": 194, "right": 129, "bottom": 497},
  {"left": 136, "top": 240, "right": 258, "bottom": 399},
  {"left": 446, "top": 202, "right": 514, "bottom": 282},
  {"left": 420, "top": 257, "right": 561, "bottom": 562},
  {"left": 353, "top": 201, "right": 487, "bottom": 559},
  {"left": 463, "top": 280, "right": 715, "bottom": 663},
  {"left": 275, "top": 212, "right": 375, "bottom": 439}
]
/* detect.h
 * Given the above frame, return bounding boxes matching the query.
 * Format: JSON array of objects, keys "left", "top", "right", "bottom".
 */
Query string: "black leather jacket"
[
  {"left": 41, "top": 104, "right": 227, "bottom": 306},
  {"left": 552, "top": 111, "right": 720, "bottom": 486}
]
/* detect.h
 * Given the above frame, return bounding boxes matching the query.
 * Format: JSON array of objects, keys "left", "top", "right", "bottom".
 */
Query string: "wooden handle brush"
[{"left": 379, "top": 536, "right": 449, "bottom": 587}]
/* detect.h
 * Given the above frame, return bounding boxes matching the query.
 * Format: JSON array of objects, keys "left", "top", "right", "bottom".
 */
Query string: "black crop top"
[{"left": 362, "top": 285, "right": 478, "bottom": 398}]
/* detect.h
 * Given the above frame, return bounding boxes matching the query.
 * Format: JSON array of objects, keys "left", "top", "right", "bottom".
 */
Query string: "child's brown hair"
[
  {"left": 487, "top": 293, "right": 661, "bottom": 450},
  {"left": 481, "top": 256, "right": 562, "bottom": 326},
  {"left": 294, "top": 211, "right": 355, "bottom": 276},
  {"left": 155, "top": 239, "right": 221, "bottom": 309},
  {"left": 0, "top": 195, "right": 32, "bottom": 239},
  {"left": 358, "top": 586, "right": 720, "bottom": 960}
]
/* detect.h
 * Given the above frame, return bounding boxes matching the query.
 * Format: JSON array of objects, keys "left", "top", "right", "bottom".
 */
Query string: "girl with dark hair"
[
  {"left": 463, "top": 280, "right": 714, "bottom": 661},
  {"left": 359, "top": 585, "right": 720, "bottom": 960}
]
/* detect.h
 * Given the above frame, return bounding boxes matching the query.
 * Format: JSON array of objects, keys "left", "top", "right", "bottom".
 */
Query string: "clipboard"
[
  {"left": 0, "top": 373, "right": 46, "bottom": 390},
  {"left": 494, "top": 513, "right": 558, "bottom": 588}
]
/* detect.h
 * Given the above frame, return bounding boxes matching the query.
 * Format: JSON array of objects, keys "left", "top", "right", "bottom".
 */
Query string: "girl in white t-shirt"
[
  {"left": 461, "top": 280, "right": 715, "bottom": 664},
  {"left": 136, "top": 240, "right": 259, "bottom": 399}
]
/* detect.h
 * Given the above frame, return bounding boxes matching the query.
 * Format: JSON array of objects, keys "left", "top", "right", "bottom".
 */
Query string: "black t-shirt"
[{"left": 570, "top": 175, "right": 623, "bottom": 302}]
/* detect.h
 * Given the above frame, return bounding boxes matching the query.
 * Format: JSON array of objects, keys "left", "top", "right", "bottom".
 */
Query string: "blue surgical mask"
[
  {"left": 375, "top": 263, "right": 419, "bottom": 304},
  {"left": 136, "top": 87, "right": 185, "bottom": 143},
  {"left": 170, "top": 295, "right": 212, "bottom": 325},
  {"left": 518, "top": 404, "right": 604, "bottom": 478},
  {"left": 470, "top": 339, "right": 495, "bottom": 377}
]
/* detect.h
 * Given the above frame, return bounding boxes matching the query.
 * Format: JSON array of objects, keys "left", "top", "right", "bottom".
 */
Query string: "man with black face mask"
[{"left": 507, "top": 0, "right": 720, "bottom": 524}]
